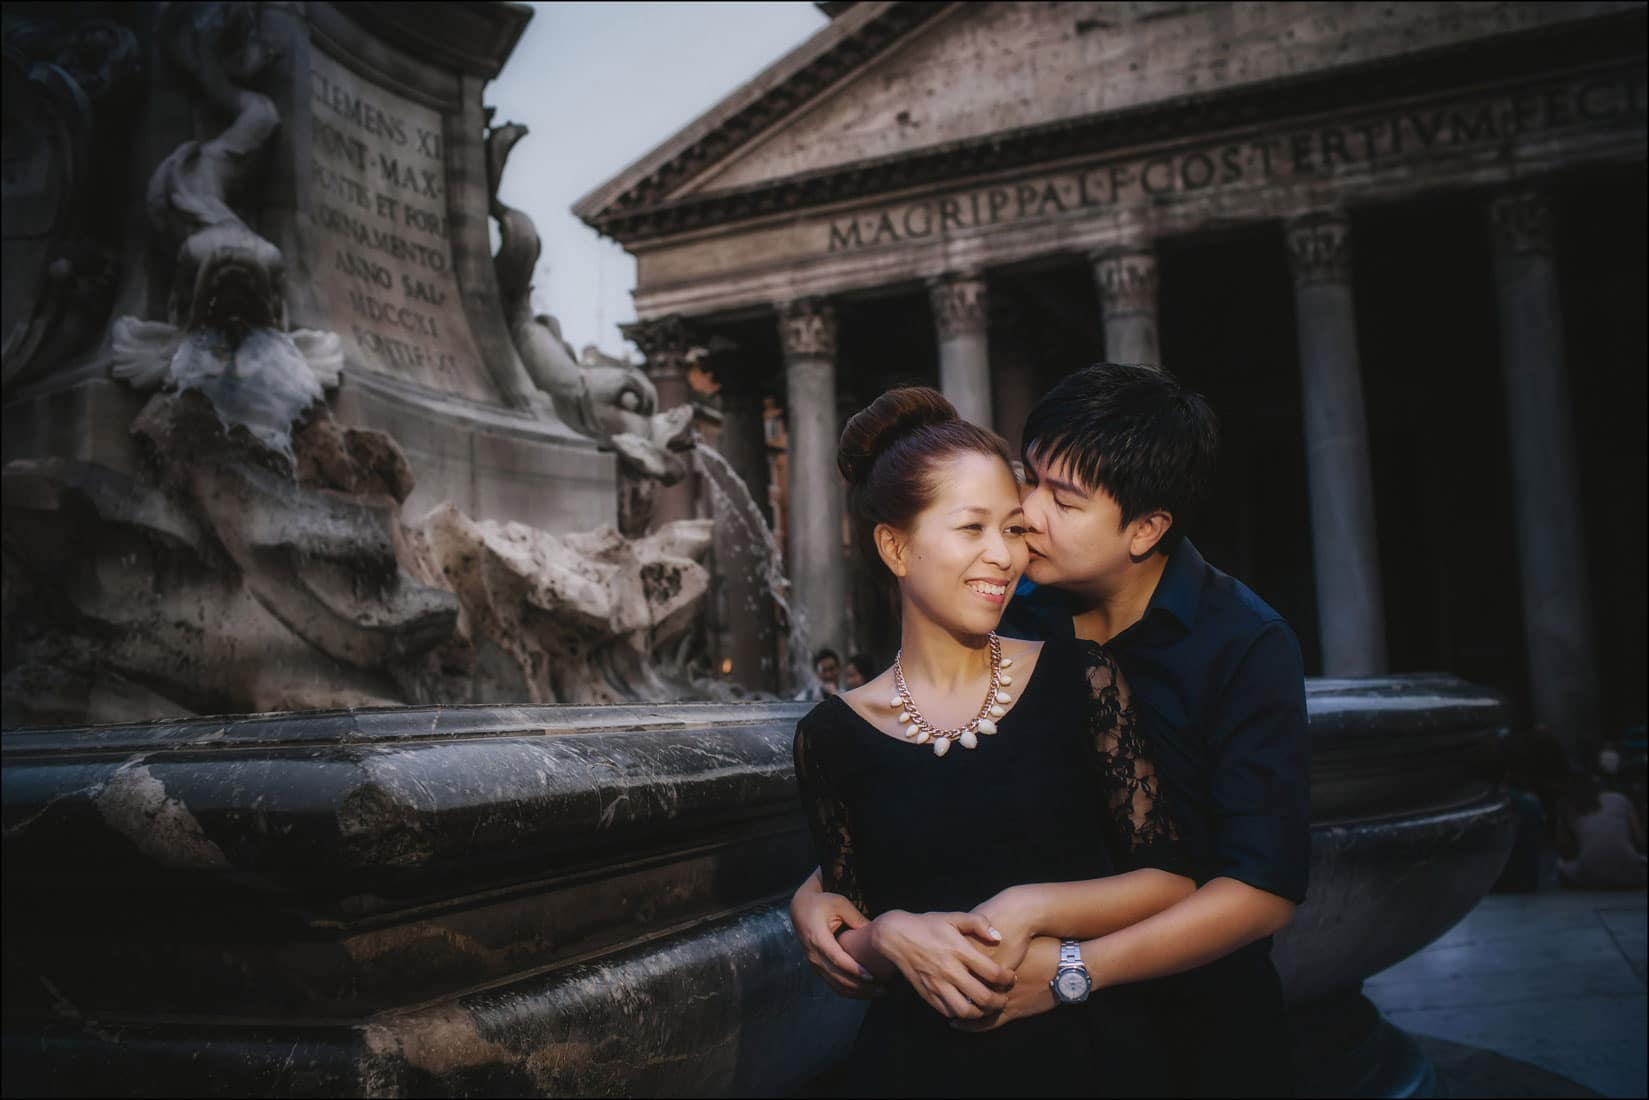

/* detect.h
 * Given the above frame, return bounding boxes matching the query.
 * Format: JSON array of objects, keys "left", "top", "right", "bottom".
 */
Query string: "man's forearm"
[
  {"left": 1021, "top": 877, "right": 1295, "bottom": 990},
  {"left": 1088, "top": 877, "right": 1294, "bottom": 986},
  {"left": 989, "top": 869, "right": 1196, "bottom": 942}
]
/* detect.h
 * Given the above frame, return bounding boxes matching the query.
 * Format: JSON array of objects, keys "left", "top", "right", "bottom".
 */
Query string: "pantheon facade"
[{"left": 580, "top": 2, "right": 1647, "bottom": 746}]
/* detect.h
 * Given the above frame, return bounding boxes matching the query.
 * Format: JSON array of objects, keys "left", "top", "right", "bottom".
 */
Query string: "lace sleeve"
[
  {"left": 793, "top": 715, "right": 869, "bottom": 915},
  {"left": 1081, "top": 642, "right": 1195, "bottom": 877}
]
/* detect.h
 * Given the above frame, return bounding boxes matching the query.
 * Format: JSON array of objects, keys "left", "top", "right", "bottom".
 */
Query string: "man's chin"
[{"left": 1024, "top": 556, "right": 1060, "bottom": 585}]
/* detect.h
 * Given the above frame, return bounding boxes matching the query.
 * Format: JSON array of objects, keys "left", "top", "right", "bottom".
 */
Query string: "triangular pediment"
[{"left": 669, "top": 2, "right": 1066, "bottom": 198}]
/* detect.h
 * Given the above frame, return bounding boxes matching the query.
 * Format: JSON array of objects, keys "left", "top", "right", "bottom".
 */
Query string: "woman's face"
[{"left": 885, "top": 450, "right": 1029, "bottom": 636}]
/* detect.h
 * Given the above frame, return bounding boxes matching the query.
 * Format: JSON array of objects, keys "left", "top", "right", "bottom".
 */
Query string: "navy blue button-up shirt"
[{"left": 1001, "top": 539, "right": 1311, "bottom": 908}]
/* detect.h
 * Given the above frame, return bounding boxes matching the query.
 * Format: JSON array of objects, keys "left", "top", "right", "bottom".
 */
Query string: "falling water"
[{"left": 694, "top": 442, "right": 818, "bottom": 696}]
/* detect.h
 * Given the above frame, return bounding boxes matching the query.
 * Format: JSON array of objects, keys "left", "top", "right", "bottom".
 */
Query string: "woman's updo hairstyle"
[{"left": 837, "top": 386, "right": 1015, "bottom": 541}]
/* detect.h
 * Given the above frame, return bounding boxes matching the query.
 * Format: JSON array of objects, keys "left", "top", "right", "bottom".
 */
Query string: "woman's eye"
[
  {"left": 961, "top": 523, "right": 983, "bottom": 532},
  {"left": 1005, "top": 525, "right": 1027, "bottom": 537}
]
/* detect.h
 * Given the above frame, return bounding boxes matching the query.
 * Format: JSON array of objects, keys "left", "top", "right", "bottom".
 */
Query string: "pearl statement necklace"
[{"left": 889, "top": 632, "right": 1014, "bottom": 757}]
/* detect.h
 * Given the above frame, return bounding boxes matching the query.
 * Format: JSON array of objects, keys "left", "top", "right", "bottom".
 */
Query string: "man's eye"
[
  {"left": 1005, "top": 525, "right": 1027, "bottom": 537},
  {"left": 961, "top": 523, "right": 983, "bottom": 532}
]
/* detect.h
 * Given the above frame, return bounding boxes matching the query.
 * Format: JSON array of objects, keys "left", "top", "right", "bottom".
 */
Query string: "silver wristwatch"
[{"left": 1049, "top": 939, "right": 1092, "bottom": 1005}]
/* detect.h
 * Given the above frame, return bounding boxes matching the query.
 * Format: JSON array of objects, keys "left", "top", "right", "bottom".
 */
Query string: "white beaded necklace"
[{"left": 888, "top": 632, "right": 1015, "bottom": 757}]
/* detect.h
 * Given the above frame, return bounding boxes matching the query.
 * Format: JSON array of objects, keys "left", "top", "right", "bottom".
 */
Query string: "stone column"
[
  {"left": 709, "top": 350, "right": 779, "bottom": 694},
  {"left": 778, "top": 298, "right": 848, "bottom": 660},
  {"left": 1285, "top": 211, "right": 1388, "bottom": 676},
  {"left": 989, "top": 298, "right": 1038, "bottom": 461},
  {"left": 1487, "top": 187, "right": 1600, "bottom": 755},
  {"left": 928, "top": 273, "right": 993, "bottom": 425},
  {"left": 625, "top": 315, "right": 697, "bottom": 529},
  {"left": 1092, "top": 246, "right": 1162, "bottom": 367}
]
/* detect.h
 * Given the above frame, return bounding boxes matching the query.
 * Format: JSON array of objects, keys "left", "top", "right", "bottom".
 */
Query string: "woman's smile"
[{"left": 966, "top": 578, "right": 1010, "bottom": 604}]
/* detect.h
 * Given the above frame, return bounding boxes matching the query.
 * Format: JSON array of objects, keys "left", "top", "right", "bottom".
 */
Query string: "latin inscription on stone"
[
  {"left": 822, "top": 67, "right": 1647, "bottom": 254},
  {"left": 305, "top": 49, "right": 489, "bottom": 399}
]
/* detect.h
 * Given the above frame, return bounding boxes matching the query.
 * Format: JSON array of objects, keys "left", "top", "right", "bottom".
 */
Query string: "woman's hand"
[
  {"left": 790, "top": 879, "right": 877, "bottom": 998},
  {"left": 970, "top": 885, "right": 1040, "bottom": 973},
  {"left": 951, "top": 935, "right": 1060, "bottom": 1033},
  {"left": 869, "top": 910, "right": 1017, "bottom": 1020}
]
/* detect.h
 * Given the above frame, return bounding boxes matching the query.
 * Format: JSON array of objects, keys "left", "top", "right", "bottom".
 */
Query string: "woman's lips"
[{"left": 966, "top": 580, "right": 1008, "bottom": 605}]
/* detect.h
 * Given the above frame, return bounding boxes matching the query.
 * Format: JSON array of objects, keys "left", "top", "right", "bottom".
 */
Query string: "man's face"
[
  {"left": 1019, "top": 452, "right": 1134, "bottom": 592},
  {"left": 814, "top": 656, "right": 840, "bottom": 687}
]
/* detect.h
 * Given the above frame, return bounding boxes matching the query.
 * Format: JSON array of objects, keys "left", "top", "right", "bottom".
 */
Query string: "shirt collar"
[{"left": 1143, "top": 538, "right": 1207, "bottom": 632}]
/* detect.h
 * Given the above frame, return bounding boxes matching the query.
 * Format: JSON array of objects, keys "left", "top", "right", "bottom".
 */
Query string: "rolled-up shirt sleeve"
[{"left": 1204, "top": 622, "right": 1311, "bottom": 904}]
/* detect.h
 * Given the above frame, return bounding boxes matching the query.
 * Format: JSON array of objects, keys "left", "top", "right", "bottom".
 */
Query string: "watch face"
[{"left": 1055, "top": 969, "right": 1090, "bottom": 1001}]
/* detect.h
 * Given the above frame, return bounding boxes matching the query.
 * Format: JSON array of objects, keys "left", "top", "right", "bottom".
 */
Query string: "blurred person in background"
[{"left": 842, "top": 653, "right": 875, "bottom": 691}]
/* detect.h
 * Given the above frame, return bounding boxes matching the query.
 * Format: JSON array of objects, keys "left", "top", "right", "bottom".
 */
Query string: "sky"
[{"left": 486, "top": 2, "right": 829, "bottom": 360}]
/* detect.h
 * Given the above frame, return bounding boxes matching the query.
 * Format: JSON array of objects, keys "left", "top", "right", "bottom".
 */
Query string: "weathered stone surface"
[
  {"left": 0, "top": 10, "right": 141, "bottom": 399},
  {"left": 683, "top": 2, "right": 1640, "bottom": 195},
  {"left": 2, "top": 678, "right": 1515, "bottom": 1096},
  {"left": 580, "top": 2, "right": 1645, "bottom": 318},
  {"left": 1, "top": 381, "right": 714, "bottom": 725},
  {"left": 401, "top": 506, "right": 714, "bottom": 704},
  {"left": 1, "top": 2, "right": 732, "bottom": 726}
]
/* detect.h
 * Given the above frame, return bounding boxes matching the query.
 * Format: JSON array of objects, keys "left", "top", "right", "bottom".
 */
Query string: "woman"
[{"left": 794, "top": 388, "right": 1194, "bottom": 1097}]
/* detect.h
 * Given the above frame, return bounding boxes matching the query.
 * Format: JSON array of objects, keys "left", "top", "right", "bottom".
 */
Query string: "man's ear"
[
  {"left": 1128, "top": 510, "right": 1173, "bottom": 562},
  {"left": 874, "top": 522, "right": 909, "bottom": 577}
]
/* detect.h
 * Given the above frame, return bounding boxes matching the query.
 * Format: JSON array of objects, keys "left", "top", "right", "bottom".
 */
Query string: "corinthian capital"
[
  {"left": 1487, "top": 188, "right": 1553, "bottom": 258},
  {"left": 621, "top": 315, "right": 697, "bottom": 379},
  {"left": 927, "top": 273, "right": 989, "bottom": 340},
  {"left": 1284, "top": 212, "right": 1353, "bottom": 287},
  {"left": 1091, "top": 248, "right": 1159, "bottom": 320},
  {"left": 778, "top": 297, "right": 837, "bottom": 360}
]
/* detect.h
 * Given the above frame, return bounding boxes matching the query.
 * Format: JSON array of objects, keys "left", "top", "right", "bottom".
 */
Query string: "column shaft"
[
  {"left": 779, "top": 299, "right": 848, "bottom": 660},
  {"left": 622, "top": 315, "right": 697, "bottom": 531},
  {"left": 1286, "top": 212, "right": 1388, "bottom": 675},
  {"left": 713, "top": 376, "right": 779, "bottom": 694},
  {"left": 928, "top": 274, "right": 992, "bottom": 425},
  {"left": 989, "top": 301, "right": 1037, "bottom": 460},
  {"left": 1488, "top": 188, "right": 1600, "bottom": 753},
  {"left": 649, "top": 363, "right": 695, "bottom": 527},
  {"left": 1093, "top": 248, "right": 1162, "bottom": 367}
]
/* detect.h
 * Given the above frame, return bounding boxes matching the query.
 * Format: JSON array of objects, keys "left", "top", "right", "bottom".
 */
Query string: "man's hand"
[
  {"left": 790, "top": 875, "right": 877, "bottom": 998},
  {"left": 951, "top": 935, "right": 1059, "bottom": 1033},
  {"left": 869, "top": 910, "right": 1016, "bottom": 1020}
]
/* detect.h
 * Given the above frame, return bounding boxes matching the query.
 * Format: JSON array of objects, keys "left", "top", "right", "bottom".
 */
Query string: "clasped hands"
[{"left": 791, "top": 883, "right": 1058, "bottom": 1032}]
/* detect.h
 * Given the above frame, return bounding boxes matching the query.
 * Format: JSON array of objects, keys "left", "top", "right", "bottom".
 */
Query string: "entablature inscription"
[{"left": 631, "top": 62, "right": 1646, "bottom": 319}]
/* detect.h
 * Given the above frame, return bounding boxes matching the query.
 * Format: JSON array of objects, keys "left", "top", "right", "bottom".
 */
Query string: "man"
[
  {"left": 794, "top": 648, "right": 843, "bottom": 701},
  {"left": 790, "top": 363, "right": 1311, "bottom": 1096}
]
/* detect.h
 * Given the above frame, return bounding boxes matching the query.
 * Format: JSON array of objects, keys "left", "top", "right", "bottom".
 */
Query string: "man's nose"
[{"left": 1020, "top": 493, "right": 1047, "bottom": 533}]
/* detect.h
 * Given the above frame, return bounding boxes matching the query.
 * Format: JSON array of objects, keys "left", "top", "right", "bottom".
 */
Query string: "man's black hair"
[
  {"left": 1021, "top": 363, "right": 1219, "bottom": 556},
  {"left": 813, "top": 648, "right": 841, "bottom": 665}
]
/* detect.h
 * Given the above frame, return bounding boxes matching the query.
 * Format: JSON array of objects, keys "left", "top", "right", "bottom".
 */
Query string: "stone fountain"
[
  {"left": 2, "top": 4, "right": 1516, "bottom": 1098},
  {"left": 3, "top": 1, "right": 712, "bottom": 727}
]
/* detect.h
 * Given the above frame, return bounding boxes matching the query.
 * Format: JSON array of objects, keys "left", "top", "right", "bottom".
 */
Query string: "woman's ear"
[
  {"left": 873, "top": 522, "right": 909, "bottom": 577},
  {"left": 1128, "top": 510, "right": 1173, "bottom": 561}
]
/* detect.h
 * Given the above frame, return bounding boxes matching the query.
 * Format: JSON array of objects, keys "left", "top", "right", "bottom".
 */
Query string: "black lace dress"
[{"left": 793, "top": 638, "right": 1188, "bottom": 1098}]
